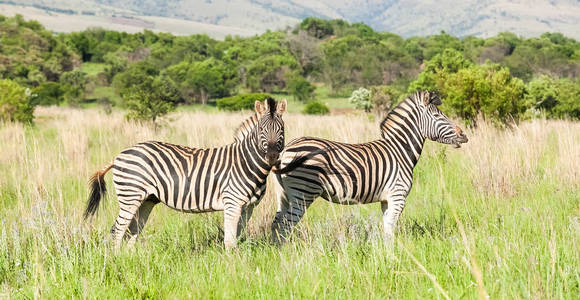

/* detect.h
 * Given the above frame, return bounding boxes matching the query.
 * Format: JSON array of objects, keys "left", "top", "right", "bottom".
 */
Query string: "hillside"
[{"left": 1, "top": 0, "right": 579, "bottom": 39}]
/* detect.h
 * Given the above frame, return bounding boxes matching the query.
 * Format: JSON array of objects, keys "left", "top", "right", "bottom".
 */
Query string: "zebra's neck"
[
  {"left": 234, "top": 127, "right": 270, "bottom": 179},
  {"left": 233, "top": 114, "right": 259, "bottom": 143},
  {"left": 379, "top": 100, "right": 426, "bottom": 168}
]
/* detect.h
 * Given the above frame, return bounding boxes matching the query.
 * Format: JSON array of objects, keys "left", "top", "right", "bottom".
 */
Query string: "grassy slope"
[{"left": 0, "top": 108, "right": 578, "bottom": 298}]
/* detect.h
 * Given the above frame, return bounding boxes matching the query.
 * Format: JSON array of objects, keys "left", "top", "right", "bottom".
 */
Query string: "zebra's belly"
[
  {"left": 159, "top": 192, "right": 225, "bottom": 213},
  {"left": 325, "top": 193, "right": 382, "bottom": 205}
]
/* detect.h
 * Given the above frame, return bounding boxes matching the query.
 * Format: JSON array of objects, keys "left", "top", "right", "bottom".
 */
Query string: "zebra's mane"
[
  {"left": 378, "top": 93, "right": 417, "bottom": 139},
  {"left": 233, "top": 113, "right": 259, "bottom": 143}
]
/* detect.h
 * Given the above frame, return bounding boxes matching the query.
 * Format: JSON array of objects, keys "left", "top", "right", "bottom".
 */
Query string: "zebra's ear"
[
  {"left": 277, "top": 99, "right": 287, "bottom": 114},
  {"left": 424, "top": 91, "right": 442, "bottom": 106},
  {"left": 255, "top": 100, "right": 266, "bottom": 115}
]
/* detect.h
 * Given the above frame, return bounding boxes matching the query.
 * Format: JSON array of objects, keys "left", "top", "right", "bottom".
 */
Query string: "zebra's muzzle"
[
  {"left": 453, "top": 132, "right": 469, "bottom": 148},
  {"left": 266, "top": 152, "right": 280, "bottom": 166}
]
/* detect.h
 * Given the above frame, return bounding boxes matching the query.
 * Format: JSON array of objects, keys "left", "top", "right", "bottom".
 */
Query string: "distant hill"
[{"left": 1, "top": 0, "right": 580, "bottom": 39}]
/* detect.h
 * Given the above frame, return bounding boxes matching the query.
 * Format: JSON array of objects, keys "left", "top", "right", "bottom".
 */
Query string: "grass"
[
  {"left": 80, "top": 63, "right": 107, "bottom": 77},
  {"left": 0, "top": 107, "right": 579, "bottom": 298}
]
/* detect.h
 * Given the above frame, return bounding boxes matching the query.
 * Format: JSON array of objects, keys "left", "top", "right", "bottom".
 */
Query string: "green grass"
[
  {"left": 0, "top": 109, "right": 578, "bottom": 298},
  {"left": 80, "top": 62, "right": 107, "bottom": 77}
]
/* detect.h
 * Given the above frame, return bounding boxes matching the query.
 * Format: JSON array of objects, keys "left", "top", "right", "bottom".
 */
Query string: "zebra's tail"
[
  {"left": 84, "top": 163, "right": 113, "bottom": 220},
  {"left": 272, "top": 147, "right": 338, "bottom": 175}
]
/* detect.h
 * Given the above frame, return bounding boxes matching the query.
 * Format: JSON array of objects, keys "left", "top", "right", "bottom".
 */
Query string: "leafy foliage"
[
  {"left": 1, "top": 14, "right": 580, "bottom": 122},
  {"left": 370, "top": 85, "right": 405, "bottom": 113},
  {"left": 411, "top": 50, "right": 527, "bottom": 126},
  {"left": 287, "top": 75, "right": 315, "bottom": 102},
  {"left": 216, "top": 93, "right": 272, "bottom": 111},
  {"left": 303, "top": 101, "right": 330, "bottom": 115},
  {"left": 0, "top": 79, "right": 34, "bottom": 123},
  {"left": 124, "top": 75, "right": 180, "bottom": 122},
  {"left": 32, "top": 82, "right": 64, "bottom": 106},
  {"left": 59, "top": 70, "right": 87, "bottom": 106},
  {"left": 349, "top": 88, "right": 371, "bottom": 112},
  {"left": 166, "top": 58, "right": 237, "bottom": 104},
  {"left": 526, "top": 76, "right": 580, "bottom": 119}
]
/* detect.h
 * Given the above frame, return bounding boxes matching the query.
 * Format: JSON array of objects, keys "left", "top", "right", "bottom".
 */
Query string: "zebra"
[
  {"left": 271, "top": 91, "right": 468, "bottom": 243},
  {"left": 84, "top": 98, "right": 288, "bottom": 249}
]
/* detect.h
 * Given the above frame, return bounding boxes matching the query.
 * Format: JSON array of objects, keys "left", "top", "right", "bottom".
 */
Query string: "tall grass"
[{"left": 0, "top": 106, "right": 578, "bottom": 298}]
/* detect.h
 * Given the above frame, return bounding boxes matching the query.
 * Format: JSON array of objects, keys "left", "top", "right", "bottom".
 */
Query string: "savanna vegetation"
[
  {"left": 1, "top": 15, "right": 579, "bottom": 124},
  {"left": 0, "top": 107, "right": 578, "bottom": 298},
  {"left": 0, "top": 13, "right": 579, "bottom": 298}
]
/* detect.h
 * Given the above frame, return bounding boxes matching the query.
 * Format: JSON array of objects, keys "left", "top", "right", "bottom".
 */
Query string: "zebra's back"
[
  {"left": 112, "top": 141, "right": 232, "bottom": 212},
  {"left": 278, "top": 137, "right": 400, "bottom": 204}
]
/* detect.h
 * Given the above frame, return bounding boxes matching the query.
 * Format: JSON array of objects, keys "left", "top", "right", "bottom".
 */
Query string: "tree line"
[{"left": 0, "top": 15, "right": 579, "bottom": 124}]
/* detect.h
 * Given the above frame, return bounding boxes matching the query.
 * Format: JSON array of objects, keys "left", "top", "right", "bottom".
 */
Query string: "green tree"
[
  {"left": 442, "top": 63, "right": 526, "bottom": 126},
  {"left": 59, "top": 70, "right": 87, "bottom": 105},
  {"left": 411, "top": 50, "right": 527, "bottom": 126},
  {"left": 112, "top": 61, "right": 159, "bottom": 98},
  {"left": 409, "top": 48, "right": 473, "bottom": 92},
  {"left": 32, "top": 82, "right": 64, "bottom": 106},
  {"left": 125, "top": 75, "right": 180, "bottom": 122},
  {"left": 287, "top": 75, "right": 315, "bottom": 102},
  {"left": 0, "top": 79, "right": 34, "bottom": 123},
  {"left": 299, "top": 18, "right": 334, "bottom": 39},
  {"left": 103, "top": 50, "right": 129, "bottom": 83},
  {"left": 185, "top": 58, "right": 237, "bottom": 105},
  {"left": 526, "top": 76, "right": 580, "bottom": 119}
]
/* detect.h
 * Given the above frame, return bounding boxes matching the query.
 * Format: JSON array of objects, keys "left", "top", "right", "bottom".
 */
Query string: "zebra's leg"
[
  {"left": 111, "top": 192, "right": 147, "bottom": 250},
  {"left": 126, "top": 199, "right": 157, "bottom": 248},
  {"left": 275, "top": 193, "right": 315, "bottom": 243},
  {"left": 236, "top": 203, "right": 255, "bottom": 239},
  {"left": 271, "top": 175, "right": 290, "bottom": 244},
  {"left": 381, "top": 195, "right": 407, "bottom": 243},
  {"left": 223, "top": 199, "right": 243, "bottom": 250}
]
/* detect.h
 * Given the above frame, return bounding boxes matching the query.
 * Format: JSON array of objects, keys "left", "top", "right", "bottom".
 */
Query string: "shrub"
[
  {"left": 303, "top": 101, "right": 329, "bottom": 115},
  {"left": 370, "top": 85, "right": 404, "bottom": 114},
  {"left": 349, "top": 88, "right": 371, "bottom": 112},
  {"left": 60, "top": 70, "right": 87, "bottom": 106},
  {"left": 0, "top": 79, "right": 34, "bottom": 123},
  {"left": 410, "top": 50, "right": 527, "bottom": 126},
  {"left": 216, "top": 93, "right": 272, "bottom": 111},
  {"left": 287, "top": 75, "right": 315, "bottom": 102},
  {"left": 526, "top": 76, "right": 580, "bottom": 120},
  {"left": 32, "top": 82, "right": 64, "bottom": 106}
]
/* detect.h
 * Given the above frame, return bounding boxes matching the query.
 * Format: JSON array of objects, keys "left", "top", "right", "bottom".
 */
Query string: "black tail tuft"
[{"left": 84, "top": 165, "right": 111, "bottom": 220}]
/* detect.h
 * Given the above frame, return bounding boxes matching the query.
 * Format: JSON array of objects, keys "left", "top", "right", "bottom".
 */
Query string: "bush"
[
  {"left": 303, "top": 101, "right": 329, "bottom": 115},
  {"left": 0, "top": 79, "right": 34, "bottom": 123},
  {"left": 410, "top": 50, "right": 527, "bottom": 126},
  {"left": 216, "top": 93, "right": 272, "bottom": 111},
  {"left": 526, "top": 76, "right": 580, "bottom": 119},
  {"left": 60, "top": 70, "right": 87, "bottom": 106},
  {"left": 287, "top": 75, "right": 315, "bottom": 102},
  {"left": 370, "top": 85, "right": 404, "bottom": 113},
  {"left": 32, "top": 82, "right": 64, "bottom": 106},
  {"left": 349, "top": 87, "right": 371, "bottom": 112}
]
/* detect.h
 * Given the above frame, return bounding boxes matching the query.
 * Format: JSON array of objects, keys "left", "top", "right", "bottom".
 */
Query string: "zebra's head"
[
  {"left": 254, "top": 98, "right": 287, "bottom": 166},
  {"left": 416, "top": 91, "right": 468, "bottom": 148}
]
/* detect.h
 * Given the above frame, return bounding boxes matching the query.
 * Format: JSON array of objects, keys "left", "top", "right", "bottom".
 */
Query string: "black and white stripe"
[
  {"left": 85, "top": 98, "right": 287, "bottom": 249},
  {"left": 271, "top": 91, "right": 468, "bottom": 242}
]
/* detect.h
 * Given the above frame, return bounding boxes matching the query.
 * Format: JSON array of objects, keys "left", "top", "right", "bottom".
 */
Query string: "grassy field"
[{"left": 0, "top": 107, "right": 579, "bottom": 298}]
